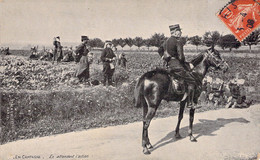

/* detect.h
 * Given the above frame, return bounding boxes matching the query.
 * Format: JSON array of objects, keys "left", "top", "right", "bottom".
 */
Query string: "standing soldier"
[
  {"left": 53, "top": 36, "right": 63, "bottom": 64},
  {"left": 120, "top": 53, "right": 127, "bottom": 69},
  {"left": 0, "top": 47, "right": 3, "bottom": 54},
  {"left": 5, "top": 47, "right": 10, "bottom": 55},
  {"left": 101, "top": 40, "right": 116, "bottom": 86},
  {"left": 158, "top": 24, "right": 198, "bottom": 108},
  {"left": 75, "top": 36, "right": 90, "bottom": 83}
]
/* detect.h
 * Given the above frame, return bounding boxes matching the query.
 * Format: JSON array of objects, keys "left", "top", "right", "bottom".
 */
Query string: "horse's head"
[{"left": 205, "top": 47, "right": 228, "bottom": 72}]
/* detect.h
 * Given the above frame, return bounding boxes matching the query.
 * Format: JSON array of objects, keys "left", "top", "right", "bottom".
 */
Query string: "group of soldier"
[
  {"left": 50, "top": 36, "right": 127, "bottom": 86},
  {"left": 0, "top": 47, "right": 10, "bottom": 55},
  {"left": 21, "top": 35, "right": 127, "bottom": 86},
  {"left": 1, "top": 23, "right": 253, "bottom": 108},
  {"left": 199, "top": 76, "right": 252, "bottom": 108}
]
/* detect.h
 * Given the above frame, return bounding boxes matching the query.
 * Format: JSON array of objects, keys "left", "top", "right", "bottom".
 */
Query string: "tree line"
[{"left": 88, "top": 29, "right": 260, "bottom": 52}]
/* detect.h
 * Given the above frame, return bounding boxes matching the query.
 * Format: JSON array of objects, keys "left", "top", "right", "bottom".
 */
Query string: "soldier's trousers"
[
  {"left": 167, "top": 59, "right": 197, "bottom": 85},
  {"left": 103, "top": 63, "right": 115, "bottom": 86},
  {"left": 167, "top": 59, "right": 199, "bottom": 106}
]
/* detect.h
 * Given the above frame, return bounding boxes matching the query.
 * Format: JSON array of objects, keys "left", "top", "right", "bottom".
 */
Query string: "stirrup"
[{"left": 186, "top": 104, "right": 202, "bottom": 109}]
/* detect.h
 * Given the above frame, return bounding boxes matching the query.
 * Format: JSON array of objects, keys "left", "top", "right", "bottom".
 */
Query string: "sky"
[{"left": 0, "top": 0, "right": 232, "bottom": 46}]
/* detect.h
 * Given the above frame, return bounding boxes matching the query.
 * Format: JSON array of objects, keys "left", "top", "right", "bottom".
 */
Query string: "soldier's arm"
[
  {"left": 158, "top": 44, "right": 164, "bottom": 57},
  {"left": 100, "top": 49, "right": 107, "bottom": 62},
  {"left": 75, "top": 43, "right": 84, "bottom": 54},
  {"left": 177, "top": 41, "right": 185, "bottom": 63}
]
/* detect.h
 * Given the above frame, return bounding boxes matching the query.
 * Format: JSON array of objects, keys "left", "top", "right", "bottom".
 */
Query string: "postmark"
[{"left": 217, "top": 0, "right": 260, "bottom": 41}]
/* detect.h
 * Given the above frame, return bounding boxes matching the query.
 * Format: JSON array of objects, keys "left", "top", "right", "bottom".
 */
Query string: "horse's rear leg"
[
  {"left": 142, "top": 107, "right": 157, "bottom": 154},
  {"left": 189, "top": 108, "right": 197, "bottom": 142},
  {"left": 175, "top": 101, "right": 186, "bottom": 139},
  {"left": 142, "top": 102, "right": 158, "bottom": 155}
]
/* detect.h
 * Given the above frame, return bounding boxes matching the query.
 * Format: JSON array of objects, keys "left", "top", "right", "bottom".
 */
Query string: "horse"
[{"left": 134, "top": 48, "right": 228, "bottom": 154}]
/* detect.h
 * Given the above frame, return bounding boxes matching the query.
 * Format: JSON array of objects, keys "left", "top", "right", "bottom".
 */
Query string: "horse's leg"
[
  {"left": 189, "top": 108, "right": 197, "bottom": 142},
  {"left": 142, "top": 100, "right": 149, "bottom": 151},
  {"left": 142, "top": 105, "right": 157, "bottom": 154},
  {"left": 175, "top": 100, "right": 186, "bottom": 139},
  {"left": 142, "top": 92, "right": 161, "bottom": 154}
]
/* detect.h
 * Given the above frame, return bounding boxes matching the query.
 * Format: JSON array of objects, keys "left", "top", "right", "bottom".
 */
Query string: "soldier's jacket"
[
  {"left": 53, "top": 41, "right": 62, "bottom": 49},
  {"left": 101, "top": 48, "right": 116, "bottom": 63},
  {"left": 161, "top": 36, "right": 185, "bottom": 63},
  {"left": 75, "top": 43, "right": 89, "bottom": 57},
  {"left": 229, "top": 84, "right": 240, "bottom": 99},
  {"left": 211, "top": 82, "right": 222, "bottom": 91}
]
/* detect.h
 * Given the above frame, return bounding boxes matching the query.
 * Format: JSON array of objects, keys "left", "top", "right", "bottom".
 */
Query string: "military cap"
[
  {"left": 104, "top": 40, "right": 112, "bottom": 48},
  {"left": 81, "top": 36, "right": 89, "bottom": 41},
  {"left": 169, "top": 24, "right": 181, "bottom": 34}
]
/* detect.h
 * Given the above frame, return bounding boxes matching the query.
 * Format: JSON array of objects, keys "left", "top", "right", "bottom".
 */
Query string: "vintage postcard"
[{"left": 0, "top": 0, "right": 259, "bottom": 160}]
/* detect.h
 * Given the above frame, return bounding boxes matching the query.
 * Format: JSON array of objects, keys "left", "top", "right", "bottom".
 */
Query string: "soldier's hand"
[{"left": 189, "top": 63, "right": 194, "bottom": 69}]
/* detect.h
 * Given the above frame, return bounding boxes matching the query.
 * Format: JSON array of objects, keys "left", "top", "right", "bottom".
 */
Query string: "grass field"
[{"left": 0, "top": 49, "right": 259, "bottom": 144}]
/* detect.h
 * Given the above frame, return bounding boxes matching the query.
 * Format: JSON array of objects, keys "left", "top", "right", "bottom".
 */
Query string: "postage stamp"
[{"left": 217, "top": 0, "right": 260, "bottom": 42}]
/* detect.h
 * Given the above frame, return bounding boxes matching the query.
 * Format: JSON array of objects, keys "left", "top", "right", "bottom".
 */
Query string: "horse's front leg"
[
  {"left": 189, "top": 108, "right": 197, "bottom": 142},
  {"left": 175, "top": 101, "right": 185, "bottom": 139}
]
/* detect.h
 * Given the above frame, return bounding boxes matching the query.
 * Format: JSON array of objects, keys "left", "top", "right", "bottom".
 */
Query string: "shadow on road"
[{"left": 150, "top": 117, "right": 249, "bottom": 153}]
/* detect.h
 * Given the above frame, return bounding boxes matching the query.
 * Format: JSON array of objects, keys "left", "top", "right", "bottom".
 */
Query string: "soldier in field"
[
  {"left": 75, "top": 36, "right": 91, "bottom": 84},
  {"left": 120, "top": 53, "right": 127, "bottom": 69},
  {"left": 101, "top": 40, "right": 116, "bottom": 86},
  {"left": 52, "top": 36, "right": 63, "bottom": 64}
]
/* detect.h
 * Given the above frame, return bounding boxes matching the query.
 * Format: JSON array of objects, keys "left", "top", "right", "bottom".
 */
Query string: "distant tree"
[
  {"left": 189, "top": 35, "right": 202, "bottom": 52},
  {"left": 218, "top": 34, "right": 241, "bottom": 51},
  {"left": 88, "top": 38, "right": 104, "bottom": 48},
  {"left": 133, "top": 37, "right": 144, "bottom": 50},
  {"left": 243, "top": 29, "right": 260, "bottom": 53},
  {"left": 150, "top": 33, "right": 166, "bottom": 48},
  {"left": 96, "top": 38, "right": 104, "bottom": 48},
  {"left": 124, "top": 38, "right": 133, "bottom": 50},
  {"left": 112, "top": 39, "right": 119, "bottom": 48},
  {"left": 144, "top": 38, "right": 153, "bottom": 51},
  {"left": 202, "top": 31, "right": 221, "bottom": 49},
  {"left": 118, "top": 38, "right": 126, "bottom": 50}
]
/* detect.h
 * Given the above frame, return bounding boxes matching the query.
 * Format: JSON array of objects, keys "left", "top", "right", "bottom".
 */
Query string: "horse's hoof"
[
  {"left": 190, "top": 136, "right": 197, "bottom": 142},
  {"left": 147, "top": 143, "right": 153, "bottom": 149},
  {"left": 143, "top": 148, "right": 151, "bottom": 155},
  {"left": 175, "top": 133, "right": 182, "bottom": 139}
]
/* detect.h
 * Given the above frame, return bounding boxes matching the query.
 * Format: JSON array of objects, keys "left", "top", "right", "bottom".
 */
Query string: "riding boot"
[{"left": 186, "top": 84, "right": 195, "bottom": 108}]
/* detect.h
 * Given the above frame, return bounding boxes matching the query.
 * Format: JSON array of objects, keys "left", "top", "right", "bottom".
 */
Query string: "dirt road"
[{"left": 1, "top": 105, "right": 260, "bottom": 160}]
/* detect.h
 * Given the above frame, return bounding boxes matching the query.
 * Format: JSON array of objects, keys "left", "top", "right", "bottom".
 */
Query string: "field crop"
[{"left": 0, "top": 50, "right": 259, "bottom": 144}]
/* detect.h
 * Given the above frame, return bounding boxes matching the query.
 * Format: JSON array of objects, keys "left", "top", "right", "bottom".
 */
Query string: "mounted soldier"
[{"left": 158, "top": 24, "right": 199, "bottom": 109}]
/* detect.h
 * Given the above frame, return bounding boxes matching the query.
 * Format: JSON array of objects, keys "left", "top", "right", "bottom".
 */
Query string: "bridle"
[{"left": 205, "top": 49, "right": 224, "bottom": 69}]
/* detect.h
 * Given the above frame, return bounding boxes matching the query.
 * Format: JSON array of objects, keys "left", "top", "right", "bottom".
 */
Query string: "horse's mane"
[{"left": 190, "top": 53, "right": 204, "bottom": 66}]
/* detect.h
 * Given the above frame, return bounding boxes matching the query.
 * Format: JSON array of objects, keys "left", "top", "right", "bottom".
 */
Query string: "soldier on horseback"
[{"left": 158, "top": 24, "right": 198, "bottom": 108}]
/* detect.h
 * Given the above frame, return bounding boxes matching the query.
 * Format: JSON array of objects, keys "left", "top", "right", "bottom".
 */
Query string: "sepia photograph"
[{"left": 0, "top": 0, "right": 260, "bottom": 159}]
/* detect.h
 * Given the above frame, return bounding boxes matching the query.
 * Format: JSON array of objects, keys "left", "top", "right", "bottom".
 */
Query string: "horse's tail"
[{"left": 134, "top": 77, "right": 145, "bottom": 108}]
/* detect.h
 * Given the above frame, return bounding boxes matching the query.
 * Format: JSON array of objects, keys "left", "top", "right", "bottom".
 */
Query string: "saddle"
[{"left": 168, "top": 75, "right": 186, "bottom": 95}]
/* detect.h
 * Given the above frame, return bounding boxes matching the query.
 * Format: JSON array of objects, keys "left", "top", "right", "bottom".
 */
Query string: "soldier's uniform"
[
  {"left": 159, "top": 24, "right": 198, "bottom": 107},
  {"left": 5, "top": 47, "right": 10, "bottom": 55},
  {"left": 53, "top": 36, "right": 63, "bottom": 63},
  {"left": 225, "top": 80, "right": 240, "bottom": 108},
  {"left": 101, "top": 41, "right": 116, "bottom": 86},
  {"left": 75, "top": 36, "right": 90, "bottom": 83},
  {"left": 120, "top": 53, "right": 127, "bottom": 69}
]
